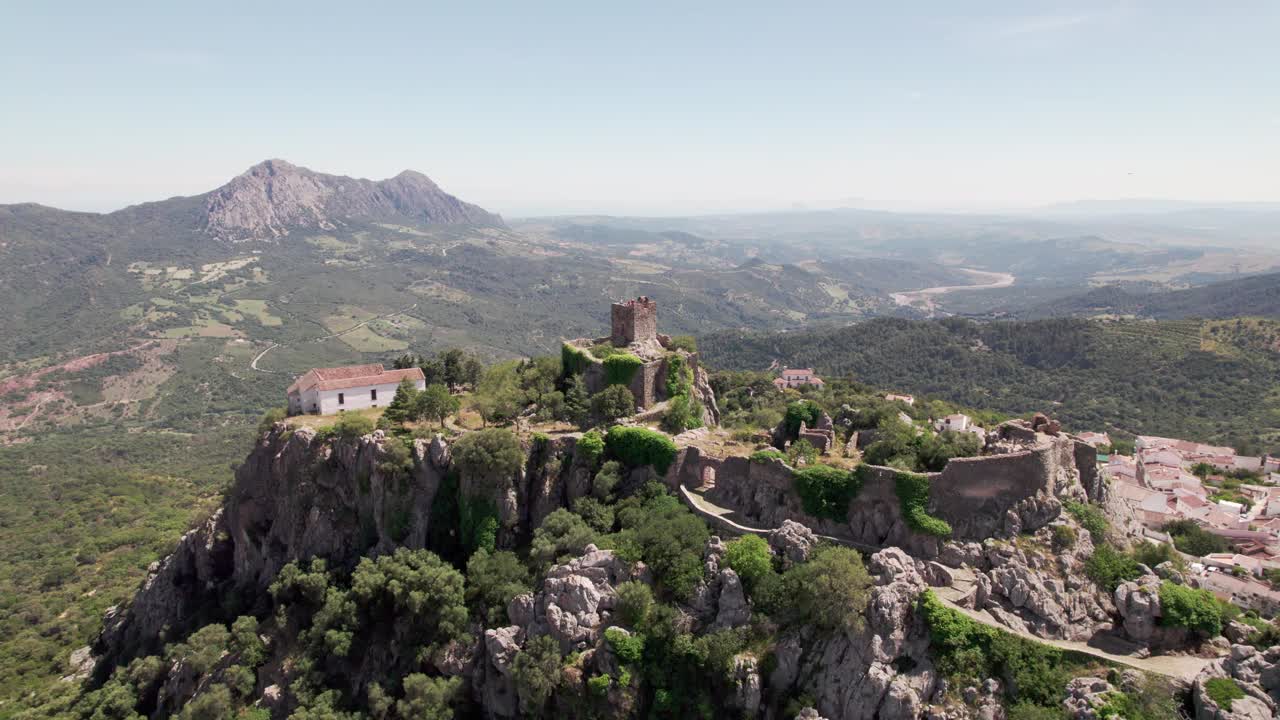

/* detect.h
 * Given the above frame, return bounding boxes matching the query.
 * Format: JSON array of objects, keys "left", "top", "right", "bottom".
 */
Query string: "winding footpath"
[{"left": 678, "top": 485, "right": 1214, "bottom": 681}]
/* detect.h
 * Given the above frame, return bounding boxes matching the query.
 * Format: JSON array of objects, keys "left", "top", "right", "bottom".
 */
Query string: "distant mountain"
[
  {"left": 1030, "top": 198, "right": 1280, "bottom": 217},
  {"left": 198, "top": 159, "right": 503, "bottom": 241},
  {"left": 1020, "top": 272, "right": 1280, "bottom": 320}
]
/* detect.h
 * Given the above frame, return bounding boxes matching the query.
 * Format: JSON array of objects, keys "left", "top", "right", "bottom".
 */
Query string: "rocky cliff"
[
  {"left": 94, "top": 425, "right": 583, "bottom": 669},
  {"left": 203, "top": 159, "right": 504, "bottom": 241}
]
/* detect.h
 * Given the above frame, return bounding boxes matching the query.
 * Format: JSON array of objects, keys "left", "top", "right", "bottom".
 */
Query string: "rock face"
[
  {"left": 769, "top": 520, "right": 819, "bottom": 568},
  {"left": 1191, "top": 645, "right": 1280, "bottom": 720},
  {"left": 771, "top": 548, "right": 940, "bottom": 720},
  {"left": 93, "top": 426, "right": 588, "bottom": 671},
  {"left": 964, "top": 525, "right": 1115, "bottom": 641},
  {"left": 203, "top": 159, "right": 503, "bottom": 241},
  {"left": 506, "top": 545, "right": 636, "bottom": 653}
]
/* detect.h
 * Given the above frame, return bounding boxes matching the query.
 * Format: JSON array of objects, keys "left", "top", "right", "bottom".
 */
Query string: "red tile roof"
[{"left": 288, "top": 364, "right": 424, "bottom": 394}]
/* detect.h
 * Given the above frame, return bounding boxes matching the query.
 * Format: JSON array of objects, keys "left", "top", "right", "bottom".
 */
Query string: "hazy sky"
[{"left": 2, "top": 1, "right": 1277, "bottom": 216}]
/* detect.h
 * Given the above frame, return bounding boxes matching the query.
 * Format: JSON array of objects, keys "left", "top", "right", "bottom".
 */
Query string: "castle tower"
[{"left": 610, "top": 296, "right": 658, "bottom": 346}]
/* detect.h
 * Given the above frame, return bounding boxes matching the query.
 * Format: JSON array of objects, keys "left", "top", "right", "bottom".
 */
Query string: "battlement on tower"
[{"left": 610, "top": 296, "right": 658, "bottom": 346}]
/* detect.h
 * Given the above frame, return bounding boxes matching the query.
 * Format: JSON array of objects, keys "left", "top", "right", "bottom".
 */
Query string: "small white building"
[
  {"left": 935, "top": 413, "right": 972, "bottom": 433},
  {"left": 287, "top": 363, "right": 426, "bottom": 416}
]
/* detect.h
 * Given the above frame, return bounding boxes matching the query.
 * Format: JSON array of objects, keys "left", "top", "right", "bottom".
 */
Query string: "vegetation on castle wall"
[
  {"left": 749, "top": 449, "right": 786, "bottom": 463},
  {"left": 893, "top": 471, "right": 952, "bottom": 537},
  {"left": 793, "top": 464, "right": 862, "bottom": 522},
  {"left": 660, "top": 353, "right": 703, "bottom": 433},
  {"left": 561, "top": 343, "right": 591, "bottom": 377},
  {"left": 576, "top": 430, "right": 605, "bottom": 467},
  {"left": 603, "top": 353, "right": 644, "bottom": 386},
  {"left": 605, "top": 426, "right": 678, "bottom": 475}
]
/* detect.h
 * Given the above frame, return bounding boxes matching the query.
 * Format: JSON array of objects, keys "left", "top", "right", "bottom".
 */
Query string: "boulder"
[
  {"left": 713, "top": 569, "right": 751, "bottom": 630},
  {"left": 769, "top": 520, "right": 819, "bottom": 568}
]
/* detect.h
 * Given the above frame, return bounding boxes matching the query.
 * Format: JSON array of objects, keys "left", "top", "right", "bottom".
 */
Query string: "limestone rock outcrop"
[
  {"left": 204, "top": 159, "right": 503, "bottom": 242},
  {"left": 771, "top": 548, "right": 941, "bottom": 720},
  {"left": 769, "top": 519, "right": 819, "bottom": 568},
  {"left": 1191, "top": 644, "right": 1280, "bottom": 720}
]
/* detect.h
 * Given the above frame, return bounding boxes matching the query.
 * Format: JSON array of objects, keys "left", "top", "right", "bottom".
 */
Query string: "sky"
[{"left": 2, "top": 1, "right": 1278, "bottom": 217}]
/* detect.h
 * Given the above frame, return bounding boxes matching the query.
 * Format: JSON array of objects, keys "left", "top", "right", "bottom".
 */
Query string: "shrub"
[
  {"left": 786, "top": 438, "right": 818, "bottom": 466},
  {"left": 1159, "top": 581, "right": 1225, "bottom": 635},
  {"left": 614, "top": 581, "right": 654, "bottom": 627},
  {"left": 605, "top": 426, "right": 678, "bottom": 474},
  {"left": 793, "top": 465, "right": 861, "bottom": 521},
  {"left": 576, "top": 430, "right": 605, "bottom": 466},
  {"left": 1084, "top": 544, "right": 1142, "bottom": 592},
  {"left": 592, "top": 384, "right": 636, "bottom": 422},
  {"left": 603, "top": 353, "right": 645, "bottom": 386},
  {"left": 919, "top": 590, "right": 1068, "bottom": 707},
  {"left": 664, "top": 353, "right": 691, "bottom": 398},
  {"left": 1163, "top": 519, "right": 1232, "bottom": 557},
  {"left": 783, "top": 400, "right": 823, "bottom": 437},
  {"left": 1131, "top": 540, "right": 1183, "bottom": 570},
  {"left": 587, "top": 673, "right": 611, "bottom": 697},
  {"left": 1051, "top": 524, "right": 1077, "bottom": 550},
  {"left": 512, "top": 635, "right": 562, "bottom": 713},
  {"left": 376, "top": 439, "right": 414, "bottom": 479},
  {"left": 894, "top": 471, "right": 952, "bottom": 537},
  {"left": 466, "top": 549, "right": 531, "bottom": 623},
  {"left": 531, "top": 509, "right": 599, "bottom": 567},
  {"left": 661, "top": 392, "right": 703, "bottom": 434},
  {"left": 779, "top": 546, "right": 872, "bottom": 633},
  {"left": 723, "top": 535, "right": 774, "bottom": 591},
  {"left": 332, "top": 412, "right": 375, "bottom": 440},
  {"left": 749, "top": 449, "right": 786, "bottom": 463},
  {"left": 452, "top": 428, "right": 524, "bottom": 485},
  {"left": 572, "top": 496, "right": 615, "bottom": 533},
  {"left": 592, "top": 460, "right": 622, "bottom": 500},
  {"left": 258, "top": 407, "right": 287, "bottom": 434},
  {"left": 604, "top": 627, "right": 645, "bottom": 665},
  {"left": 1204, "top": 677, "right": 1245, "bottom": 711},
  {"left": 1064, "top": 500, "right": 1108, "bottom": 540}
]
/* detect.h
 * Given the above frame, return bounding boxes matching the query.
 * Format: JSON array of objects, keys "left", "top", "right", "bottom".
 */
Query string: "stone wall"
[{"left": 669, "top": 431, "right": 1087, "bottom": 558}]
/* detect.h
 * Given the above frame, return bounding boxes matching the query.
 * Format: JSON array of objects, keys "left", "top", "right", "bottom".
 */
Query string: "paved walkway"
[{"left": 678, "top": 485, "right": 1215, "bottom": 681}]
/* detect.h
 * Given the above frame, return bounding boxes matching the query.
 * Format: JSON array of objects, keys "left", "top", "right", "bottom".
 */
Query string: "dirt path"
[
  {"left": 248, "top": 303, "right": 418, "bottom": 374},
  {"left": 678, "top": 486, "right": 1214, "bottom": 680}
]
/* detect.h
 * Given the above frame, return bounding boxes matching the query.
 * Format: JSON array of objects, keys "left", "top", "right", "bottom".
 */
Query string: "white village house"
[{"left": 287, "top": 363, "right": 425, "bottom": 415}]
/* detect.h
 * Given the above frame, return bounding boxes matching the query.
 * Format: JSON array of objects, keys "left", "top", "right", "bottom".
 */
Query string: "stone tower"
[{"left": 610, "top": 296, "right": 658, "bottom": 346}]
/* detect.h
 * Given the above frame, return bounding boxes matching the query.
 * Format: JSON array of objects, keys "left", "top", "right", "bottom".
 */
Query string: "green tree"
[
  {"left": 1159, "top": 581, "right": 1226, "bottom": 635},
  {"left": 330, "top": 412, "right": 375, "bottom": 440},
  {"left": 777, "top": 546, "right": 871, "bottom": 632},
  {"left": 572, "top": 496, "right": 615, "bottom": 533},
  {"left": 531, "top": 509, "right": 599, "bottom": 567},
  {"left": 614, "top": 581, "right": 654, "bottom": 627},
  {"left": 1084, "top": 544, "right": 1142, "bottom": 592},
  {"left": 465, "top": 549, "right": 531, "bottom": 623},
  {"left": 564, "top": 375, "right": 590, "bottom": 426},
  {"left": 383, "top": 378, "right": 422, "bottom": 425},
  {"left": 417, "top": 383, "right": 460, "bottom": 428},
  {"left": 723, "top": 534, "right": 774, "bottom": 592},
  {"left": 470, "top": 362, "right": 525, "bottom": 425},
  {"left": 592, "top": 384, "right": 636, "bottom": 422},
  {"left": 395, "top": 674, "right": 461, "bottom": 719},
  {"left": 512, "top": 635, "right": 562, "bottom": 716},
  {"left": 591, "top": 460, "right": 623, "bottom": 500},
  {"left": 452, "top": 428, "right": 525, "bottom": 490}
]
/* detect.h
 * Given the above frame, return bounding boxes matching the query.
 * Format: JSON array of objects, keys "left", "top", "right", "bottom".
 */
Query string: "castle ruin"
[{"left": 610, "top": 296, "right": 658, "bottom": 346}]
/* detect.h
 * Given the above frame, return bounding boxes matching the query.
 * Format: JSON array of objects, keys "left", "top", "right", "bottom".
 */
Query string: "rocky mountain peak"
[{"left": 202, "top": 159, "right": 502, "bottom": 242}]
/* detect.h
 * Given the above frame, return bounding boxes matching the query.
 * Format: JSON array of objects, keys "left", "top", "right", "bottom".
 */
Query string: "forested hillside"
[
  {"left": 700, "top": 317, "right": 1280, "bottom": 454},
  {"left": 1020, "top": 272, "right": 1280, "bottom": 320}
]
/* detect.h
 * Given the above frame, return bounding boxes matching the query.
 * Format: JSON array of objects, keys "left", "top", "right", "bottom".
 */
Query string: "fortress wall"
[{"left": 673, "top": 435, "right": 1075, "bottom": 551}]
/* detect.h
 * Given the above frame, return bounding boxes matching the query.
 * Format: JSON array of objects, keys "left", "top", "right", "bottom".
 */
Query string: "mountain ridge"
[{"left": 0, "top": 159, "right": 505, "bottom": 243}]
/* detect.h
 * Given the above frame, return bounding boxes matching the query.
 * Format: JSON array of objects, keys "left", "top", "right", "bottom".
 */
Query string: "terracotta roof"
[
  {"left": 781, "top": 368, "right": 815, "bottom": 377},
  {"left": 288, "top": 364, "right": 424, "bottom": 394}
]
